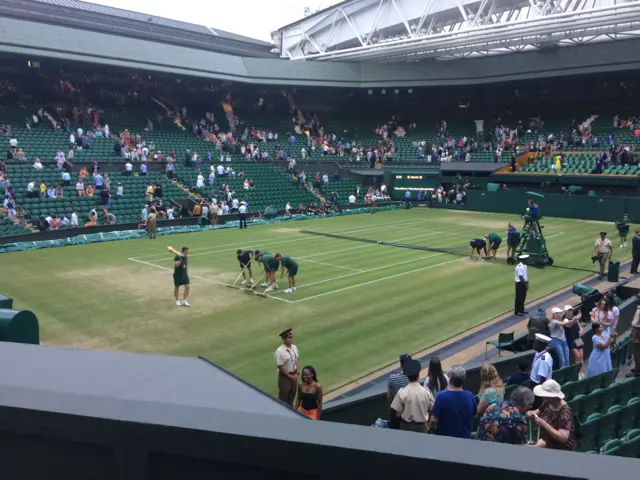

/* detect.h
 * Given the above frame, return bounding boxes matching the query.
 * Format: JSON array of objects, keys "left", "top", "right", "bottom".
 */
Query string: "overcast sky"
[{"left": 86, "top": 0, "right": 344, "bottom": 42}]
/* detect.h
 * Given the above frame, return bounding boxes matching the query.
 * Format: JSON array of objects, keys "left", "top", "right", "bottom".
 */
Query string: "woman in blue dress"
[{"left": 587, "top": 322, "right": 617, "bottom": 377}]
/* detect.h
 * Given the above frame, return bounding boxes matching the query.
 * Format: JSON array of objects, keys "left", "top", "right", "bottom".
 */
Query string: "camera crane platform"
[{"left": 507, "top": 192, "right": 554, "bottom": 269}]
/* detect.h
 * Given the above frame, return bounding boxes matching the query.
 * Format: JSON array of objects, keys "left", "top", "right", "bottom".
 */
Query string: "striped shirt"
[{"left": 388, "top": 372, "right": 409, "bottom": 401}]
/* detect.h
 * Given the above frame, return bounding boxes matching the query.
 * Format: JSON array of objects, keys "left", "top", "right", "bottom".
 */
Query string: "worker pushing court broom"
[{"left": 167, "top": 246, "right": 190, "bottom": 306}]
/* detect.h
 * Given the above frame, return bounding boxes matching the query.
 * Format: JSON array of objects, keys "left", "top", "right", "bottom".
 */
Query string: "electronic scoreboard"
[{"left": 391, "top": 172, "right": 439, "bottom": 200}]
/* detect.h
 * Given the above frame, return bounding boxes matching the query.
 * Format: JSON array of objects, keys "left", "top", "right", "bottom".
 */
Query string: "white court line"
[
  {"left": 298, "top": 258, "right": 365, "bottom": 272},
  {"left": 127, "top": 257, "right": 295, "bottom": 304},
  {"left": 545, "top": 232, "right": 565, "bottom": 239},
  {"left": 290, "top": 230, "right": 567, "bottom": 303},
  {"left": 130, "top": 218, "right": 438, "bottom": 260},
  {"left": 291, "top": 257, "right": 465, "bottom": 304},
  {"left": 271, "top": 252, "right": 446, "bottom": 293}
]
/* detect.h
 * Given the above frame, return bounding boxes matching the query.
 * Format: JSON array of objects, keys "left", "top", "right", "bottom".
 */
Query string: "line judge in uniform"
[
  {"left": 514, "top": 254, "right": 530, "bottom": 316},
  {"left": 274, "top": 328, "right": 299, "bottom": 406}
]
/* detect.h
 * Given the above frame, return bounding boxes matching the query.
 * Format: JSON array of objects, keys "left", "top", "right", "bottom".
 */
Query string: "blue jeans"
[{"left": 550, "top": 338, "right": 570, "bottom": 368}]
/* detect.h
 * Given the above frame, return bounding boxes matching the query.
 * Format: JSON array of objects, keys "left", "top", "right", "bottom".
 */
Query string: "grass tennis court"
[{"left": 1, "top": 209, "right": 631, "bottom": 395}]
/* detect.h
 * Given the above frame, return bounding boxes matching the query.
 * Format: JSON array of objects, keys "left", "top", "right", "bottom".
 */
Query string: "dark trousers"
[
  {"left": 632, "top": 327, "right": 640, "bottom": 377},
  {"left": 389, "top": 408, "right": 400, "bottom": 429},
  {"left": 238, "top": 213, "right": 247, "bottom": 229},
  {"left": 277, "top": 373, "right": 296, "bottom": 406},
  {"left": 631, "top": 255, "right": 640, "bottom": 274},
  {"left": 405, "top": 199, "right": 411, "bottom": 209},
  {"left": 515, "top": 282, "right": 527, "bottom": 314}
]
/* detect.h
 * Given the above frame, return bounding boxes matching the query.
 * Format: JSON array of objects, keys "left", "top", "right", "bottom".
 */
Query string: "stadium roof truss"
[{"left": 273, "top": 0, "right": 640, "bottom": 62}]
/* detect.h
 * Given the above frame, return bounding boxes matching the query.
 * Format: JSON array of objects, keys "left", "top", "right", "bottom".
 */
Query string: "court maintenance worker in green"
[
  {"left": 484, "top": 232, "right": 502, "bottom": 259},
  {"left": 276, "top": 253, "right": 299, "bottom": 293}
]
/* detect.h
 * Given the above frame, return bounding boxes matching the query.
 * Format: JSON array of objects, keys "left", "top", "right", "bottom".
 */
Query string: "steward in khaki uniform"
[
  {"left": 274, "top": 328, "right": 299, "bottom": 406},
  {"left": 390, "top": 359, "right": 435, "bottom": 433},
  {"left": 593, "top": 232, "right": 613, "bottom": 278}
]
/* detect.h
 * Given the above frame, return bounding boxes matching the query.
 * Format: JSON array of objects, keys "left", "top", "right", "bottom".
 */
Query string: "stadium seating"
[
  {"left": 310, "top": 172, "right": 361, "bottom": 204},
  {"left": 5, "top": 164, "right": 189, "bottom": 226},
  {"left": 173, "top": 163, "right": 318, "bottom": 213}
]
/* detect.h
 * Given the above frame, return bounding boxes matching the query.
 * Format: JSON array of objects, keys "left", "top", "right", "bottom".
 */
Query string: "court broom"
[{"left": 227, "top": 264, "right": 248, "bottom": 289}]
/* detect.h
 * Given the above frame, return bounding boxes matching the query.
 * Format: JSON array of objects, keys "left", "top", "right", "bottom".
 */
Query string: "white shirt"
[
  {"left": 232, "top": 199, "right": 239, "bottom": 209},
  {"left": 116, "top": 186, "right": 123, "bottom": 196},
  {"left": 104, "top": 124, "right": 109, "bottom": 136},
  {"left": 217, "top": 165, "right": 224, "bottom": 175},
  {"left": 515, "top": 263, "right": 528, "bottom": 282},
  {"left": 27, "top": 182, "right": 35, "bottom": 192},
  {"left": 530, "top": 350, "right": 553, "bottom": 384},
  {"left": 238, "top": 205, "right": 247, "bottom": 214},
  {"left": 9, "top": 138, "right": 17, "bottom": 147},
  {"left": 348, "top": 194, "right": 356, "bottom": 204},
  {"left": 167, "top": 208, "right": 174, "bottom": 219},
  {"left": 125, "top": 163, "right": 132, "bottom": 171},
  {"left": 76, "top": 182, "right": 83, "bottom": 190},
  {"left": 71, "top": 212, "right": 78, "bottom": 226},
  {"left": 286, "top": 203, "right": 291, "bottom": 210}
]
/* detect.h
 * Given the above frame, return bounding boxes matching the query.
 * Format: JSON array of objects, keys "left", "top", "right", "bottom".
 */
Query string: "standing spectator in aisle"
[
  {"left": 563, "top": 306, "right": 584, "bottom": 370},
  {"left": 94, "top": 172, "right": 104, "bottom": 190},
  {"left": 628, "top": 298, "right": 640, "bottom": 378},
  {"left": 116, "top": 183, "right": 124, "bottom": 200},
  {"left": 593, "top": 231, "right": 612, "bottom": 279},
  {"left": 71, "top": 210, "right": 78, "bottom": 227},
  {"left": 387, "top": 354, "right": 411, "bottom": 429},
  {"left": 528, "top": 380, "right": 578, "bottom": 451},
  {"left": 140, "top": 162, "right": 147, "bottom": 176},
  {"left": 104, "top": 174, "right": 111, "bottom": 192},
  {"left": 429, "top": 365, "right": 476, "bottom": 438},
  {"left": 423, "top": 357, "right": 449, "bottom": 396},
  {"left": 475, "top": 386, "right": 533, "bottom": 444},
  {"left": 514, "top": 254, "right": 529, "bottom": 316},
  {"left": 166, "top": 161, "right": 174, "bottom": 180},
  {"left": 296, "top": 366, "right": 323, "bottom": 421},
  {"left": 274, "top": 328, "right": 299, "bottom": 406},
  {"left": 549, "top": 307, "right": 580, "bottom": 368},
  {"left": 631, "top": 231, "right": 640, "bottom": 274},
  {"left": 391, "top": 359, "right": 435, "bottom": 433},
  {"left": 477, "top": 363, "right": 505, "bottom": 415},
  {"left": 587, "top": 322, "right": 617, "bottom": 377},
  {"left": 61, "top": 170, "right": 71, "bottom": 187}
]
